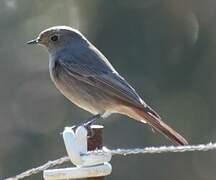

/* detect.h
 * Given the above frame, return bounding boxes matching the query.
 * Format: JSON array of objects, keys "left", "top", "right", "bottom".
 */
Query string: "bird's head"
[{"left": 27, "top": 26, "right": 86, "bottom": 52}]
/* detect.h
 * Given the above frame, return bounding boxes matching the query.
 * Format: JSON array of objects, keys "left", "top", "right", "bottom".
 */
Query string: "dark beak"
[{"left": 26, "top": 38, "right": 39, "bottom": 45}]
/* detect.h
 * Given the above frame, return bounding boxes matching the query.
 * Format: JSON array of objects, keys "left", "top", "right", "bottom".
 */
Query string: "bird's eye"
[{"left": 50, "top": 35, "right": 59, "bottom": 42}]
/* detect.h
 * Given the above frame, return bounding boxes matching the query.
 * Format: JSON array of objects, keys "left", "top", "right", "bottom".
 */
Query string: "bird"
[{"left": 27, "top": 26, "right": 188, "bottom": 145}]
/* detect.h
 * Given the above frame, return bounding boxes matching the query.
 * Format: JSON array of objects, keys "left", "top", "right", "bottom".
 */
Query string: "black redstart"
[{"left": 27, "top": 26, "right": 188, "bottom": 145}]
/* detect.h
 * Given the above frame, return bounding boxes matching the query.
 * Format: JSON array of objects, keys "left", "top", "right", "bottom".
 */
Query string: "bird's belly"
[{"left": 50, "top": 67, "right": 115, "bottom": 115}]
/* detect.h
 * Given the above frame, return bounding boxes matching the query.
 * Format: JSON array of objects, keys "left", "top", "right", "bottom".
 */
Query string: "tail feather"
[{"left": 133, "top": 107, "right": 188, "bottom": 146}]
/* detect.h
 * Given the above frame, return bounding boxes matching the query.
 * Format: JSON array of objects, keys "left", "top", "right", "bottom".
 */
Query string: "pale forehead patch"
[{"left": 39, "top": 26, "right": 83, "bottom": 37}]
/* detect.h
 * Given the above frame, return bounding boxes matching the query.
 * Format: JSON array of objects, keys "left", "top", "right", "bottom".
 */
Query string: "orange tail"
[{"left": 131, "top": 107, "right": 188, "bottom": 146}]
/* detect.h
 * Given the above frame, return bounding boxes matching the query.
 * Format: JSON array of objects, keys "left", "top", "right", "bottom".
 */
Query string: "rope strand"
[
  {"left": 109, "top": 142, "right": 216, "bottom": 155},
  {"left": 5, "top": 142, "right": 216, "bottom": 180}
]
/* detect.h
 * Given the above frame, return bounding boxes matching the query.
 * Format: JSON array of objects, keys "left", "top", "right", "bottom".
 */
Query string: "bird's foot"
[
  {"left": 83, "top": 114, "right": 101, "bottom": 130},
  {"left": 72, "top": 114, "right": 101, "bottom": 130}
]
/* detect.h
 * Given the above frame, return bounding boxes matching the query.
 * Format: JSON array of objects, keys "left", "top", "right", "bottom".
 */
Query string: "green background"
[{"left": 1, "top": 0, "right": 216, "bottom": 179}]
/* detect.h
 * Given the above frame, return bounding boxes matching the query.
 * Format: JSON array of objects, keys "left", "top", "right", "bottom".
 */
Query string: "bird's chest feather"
[
  {"left": 49, "top": 58, "right": 78, "bottom": 100},
  {"left": 48, "top": 58, "right": 107, "bottom": 114}
]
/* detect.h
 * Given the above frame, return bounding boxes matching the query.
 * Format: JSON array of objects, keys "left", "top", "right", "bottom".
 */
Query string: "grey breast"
[{"left": 49, "top": 53, "right": 114, "bottom": 115}]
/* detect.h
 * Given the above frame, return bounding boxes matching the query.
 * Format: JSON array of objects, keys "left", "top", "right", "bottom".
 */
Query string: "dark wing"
[{"left": 57, "top": 44, "right": 160, "bottom": 119}]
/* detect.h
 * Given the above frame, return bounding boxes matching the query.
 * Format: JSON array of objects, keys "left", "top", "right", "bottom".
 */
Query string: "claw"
[
  {"left": 71, "top": 114, "right": 101, "bottom": 130},
  {"left": 83, "top": 114, "right": 101, "bottom": 128}
]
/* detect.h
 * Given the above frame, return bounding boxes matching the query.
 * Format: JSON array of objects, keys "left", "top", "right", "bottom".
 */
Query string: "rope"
[
  {"left": 109, "top": 142, "right": 216, "bottom": 155},
  {"left": 5, "top": 156, "right": 70, "bottom": 180},
  {"left": 5, "top": 142, "right": 216, "bottom": 180}
]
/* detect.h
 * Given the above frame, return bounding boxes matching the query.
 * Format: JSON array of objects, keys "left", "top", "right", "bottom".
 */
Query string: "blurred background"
[{"left": 1, "top": 0, "right": 216, "bottom": 179}]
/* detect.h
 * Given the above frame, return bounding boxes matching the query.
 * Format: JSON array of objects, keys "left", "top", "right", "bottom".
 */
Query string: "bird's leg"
[
  {"left": 72, "top": 114, "right": 101, "bottom": 130},
  {"left": 83, "top": 114, "right": 101, "bottom": 128}
]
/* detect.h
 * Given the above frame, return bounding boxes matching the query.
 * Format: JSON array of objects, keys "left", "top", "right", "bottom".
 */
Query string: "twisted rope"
[{"left": 5, "top": 142, "right": 216, "bottom": 180}]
